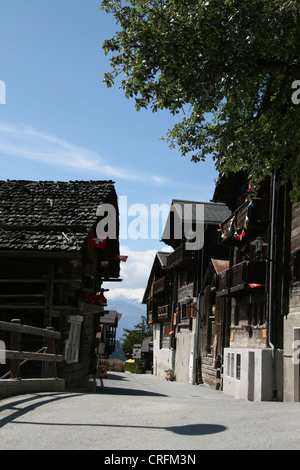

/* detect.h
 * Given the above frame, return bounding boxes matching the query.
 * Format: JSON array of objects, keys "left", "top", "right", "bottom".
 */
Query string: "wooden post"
[
  {"left": 46, "top": 327, "right": 57, "bottom": 377},
  {"left": 10, "top": 319, "right": 21, "bottom": 378},
  {"left": 45, "top": 264, "right": 54, "bottom": 328}
]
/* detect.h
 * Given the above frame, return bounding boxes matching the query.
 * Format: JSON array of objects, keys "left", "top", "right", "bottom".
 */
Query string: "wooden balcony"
[
  {"left": 231, "top": 260, "right": 266, "bottom": 292},
  {"left": 167, "top": 245, "right": 195, "bottom": 270},
  {"left": 217, "top": 261, "right": 266, "bottom": 297},
  {"left": 153, "top": 276, "right": 172, "bottom": 295},
  {"left": 217, "top": 269, "right": 232, "bottom": 295},
  {"left": 221, "top": 198, "right": 269, "bottom": 245},
  {"left": 157, "top": 304, "right": 170, "bottom": 321}
]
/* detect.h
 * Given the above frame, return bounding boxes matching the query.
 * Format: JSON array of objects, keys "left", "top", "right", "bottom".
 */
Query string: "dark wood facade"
[
  {"left": 213, "top": 172, "right": 292, "bottom": 399},
  {"left": 0, "top": 180, "right": 121, "bottom": 389},
  {"left": 284, "top": 201, "right": 300, "bottom": 401},
  {"left": 143, "top": 199, "right": 231, "bottom": 384}
]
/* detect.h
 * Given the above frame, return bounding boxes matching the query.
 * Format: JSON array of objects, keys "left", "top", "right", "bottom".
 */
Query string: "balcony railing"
[
  {"left": 167, "top": 245, "right": 195, "bottom": 269},
  {"left": 157, "top": 304, "right": 170, "bottom": 321},
  {"left": 217, "top": 261, "right": 266, "bottom": 296},
  {"left": 153, "top": 276, "right": 172, "bottom": 295},
  {"left": 217, "top": 269, "right": 231, "bottom": 293}
]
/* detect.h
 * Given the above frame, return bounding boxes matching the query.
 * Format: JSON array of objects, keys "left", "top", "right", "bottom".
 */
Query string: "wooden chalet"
[
  {"left": 142, "top": 251, "right": 172, "bottom": 375},
  {"left": 284, "top": 200, "right": 300, "bottom": 401},
  {"left": 143, "top": 199, "right": 231, "bottom": 383},
  {"left": 213, "top": 172, "right": 291, "bottom": 400},
  {"left": 97, "top": 310, "right": 122, "bottom": 358},
  {"left": 0, "top": 180, "right": 121, "bottom": 390},
  {"left": 200, "top": 258, "right": 229, "bottom": 389}
]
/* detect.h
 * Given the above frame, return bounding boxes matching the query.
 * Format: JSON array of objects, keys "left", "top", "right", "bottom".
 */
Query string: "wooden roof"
[{"left": 0, "top": 180, "right": 118, "bottom": 253}]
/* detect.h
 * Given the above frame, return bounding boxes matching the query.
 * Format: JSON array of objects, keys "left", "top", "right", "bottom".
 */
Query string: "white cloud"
[
  {"left": 105, "top": 245, "right": 174, "bottom": 303},
  {"left": 0, "top": 121, "right": 169, "bottom": 184},
  {"left": 105, "top": 246, "right": 158, "bottom": 303}
]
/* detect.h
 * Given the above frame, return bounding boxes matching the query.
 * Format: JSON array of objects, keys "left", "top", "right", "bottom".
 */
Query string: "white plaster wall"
[
  {"left": 223, "top": 348, "right": 275, "bottom": 401},
  {"left": 174, "top": 329, "right": 196, "bottom": 384},
  {"left": 152, "top": 324, "right": 174, "bottom": 379},
  {"left": 283, "top": 286, "right": 300, "bottom": 402}
]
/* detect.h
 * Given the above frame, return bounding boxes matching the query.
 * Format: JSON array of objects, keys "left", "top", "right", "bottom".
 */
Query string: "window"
[
  {"left": 293, "top": 251, "right": 300, "bottom": 283},
  {"left": 231, "top": 353, "right": 234, "bottom": 377},
  {"left": 64, "top": 315, "right": 83, "bottom": 363},
  {"left": 236, "top": 354, "right": 241, "bottom": 380},
  {"left": 227, "top": 354, "right": 231, "bottom": 376}
]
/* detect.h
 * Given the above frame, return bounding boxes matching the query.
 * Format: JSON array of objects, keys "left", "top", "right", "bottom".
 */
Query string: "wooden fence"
[{"left": 0, "top": 319, "right": 63, "bottom": 379}]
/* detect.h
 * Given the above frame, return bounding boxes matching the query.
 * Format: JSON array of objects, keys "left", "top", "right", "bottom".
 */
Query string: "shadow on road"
[
  {"left": 0, "top": 393, "right": 227, "bottom": 437},
  {"left": 96, "top": 385, "right": 167, "bottom": 397},
  {"left": 96, "top": 373, "right": 167, "bottom": 397},
  {"left": 0, "top": 393, "right": 79, "bottom": 429},
  {"left": 167, "top": 423, "right": 226, "bottom": 436},
  {"left": 105, "top": 373, "right": 128, "bottom": 381}
]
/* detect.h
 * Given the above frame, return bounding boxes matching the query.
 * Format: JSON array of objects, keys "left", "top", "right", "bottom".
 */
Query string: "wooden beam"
[
  {"left": 0, "top": 294, "right": 45, "bottom": 299},
  {"left": 0, "top": 321, "right": 61, "bottom": 339},
  {"left": 5, "top": 350, "right": 63, "bottom": 362},
  {"left": 10, "top": 319, "right": 21, "bottom": 378},
  {"left": 0, "top": 279, "right": 82, "bottom": 284},
  {"left": 0, "top": 305, "right": 45, "bottom": 310},
  {"left": 0, "top": 279, "right": 46, "bottom": 283},
  {"left": 45, "top": 264, "right": 54, "bottom": 327}
]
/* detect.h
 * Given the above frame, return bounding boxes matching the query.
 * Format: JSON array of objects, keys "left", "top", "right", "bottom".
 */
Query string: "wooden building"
[
  {"left": 142, "top": 251, "right": 173, "bottom": 376},
  {"left": 213, "top": 172, "right": 291, "bottom": 400},
  {"left": 283, "top": 201, "right": 300, "bottom": 401},
  {"left": 97, "top": 310, "right": 122, "bottom": 359},
  {"left": 0, "top": 180, "right": 121, "bottom": 390},
  {"left": 143, "top": 199, "right": 231, "bottom": 384},
  {"left": 200, "top": 258, "right": 229, "bottom": 389}
]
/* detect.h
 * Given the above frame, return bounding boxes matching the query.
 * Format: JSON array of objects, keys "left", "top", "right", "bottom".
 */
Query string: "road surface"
[{"left": 0, "top": 371, "right": 299, "bottom": 451}]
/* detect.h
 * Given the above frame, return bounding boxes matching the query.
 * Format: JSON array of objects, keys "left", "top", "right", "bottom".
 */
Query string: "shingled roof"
[
  {"left": 0, "top": 180, "right": 118, "bottom": 253},
  {"left": 161, "top": 199, "right": 231, "bottom": 244},
  {"left": 170, "top": 199, "right": 231, "bottom": 224}
]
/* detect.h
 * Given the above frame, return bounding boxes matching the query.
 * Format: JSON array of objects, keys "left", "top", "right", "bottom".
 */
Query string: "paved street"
[{"left": 0, "top": 371, "right": 299, "bottom": 451}]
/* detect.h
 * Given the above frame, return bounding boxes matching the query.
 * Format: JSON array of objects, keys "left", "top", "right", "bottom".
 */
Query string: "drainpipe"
[
  {"left": 169, "top": 272, "right": 177, "bottom": 370},
  {"left": 193, "top": 293, "right": 202, "bottom": 384},
  {"left": 193, "top": 225, "right": 206, "bottom": 384},
  {"left": 268, "top": 170, "right": 277, "bottom": 400}
]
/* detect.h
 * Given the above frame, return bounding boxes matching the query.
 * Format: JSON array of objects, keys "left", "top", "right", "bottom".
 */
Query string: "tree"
[
  {"left": 101, "top": 0, "right": 300, "bottom": 200},
  {"left": 121, "top": 315, "right": 152, "bottom": 356}
]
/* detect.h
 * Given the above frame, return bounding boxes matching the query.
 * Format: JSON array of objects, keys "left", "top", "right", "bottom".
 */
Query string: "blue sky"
[{"left": 0, "top": 0, "right": 218, "bottom": 303}]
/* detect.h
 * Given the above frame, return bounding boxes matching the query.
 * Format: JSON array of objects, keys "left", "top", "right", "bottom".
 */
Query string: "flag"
[
  {"left": 74, "top": 288, "right": 107, "bottom": 304},
  {"left": 239, "top": 228, "right": 246, "bottom": 240},
  {"left": 249, "top": 283, "right": 262, "bottom": 288},
  {"left": 114, "top": 255, "right": 128, "bottom": 262},
  {"left": 168, "top": 330, "right": 175, "bottom": 335},
  {"left": 89, "top": 236, "right": 107, "bottom": 249}
]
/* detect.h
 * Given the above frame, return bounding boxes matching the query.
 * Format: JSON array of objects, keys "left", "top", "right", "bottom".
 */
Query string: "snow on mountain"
[{"left": 106, "top": 298, "right": 147, "bottom": 339}]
